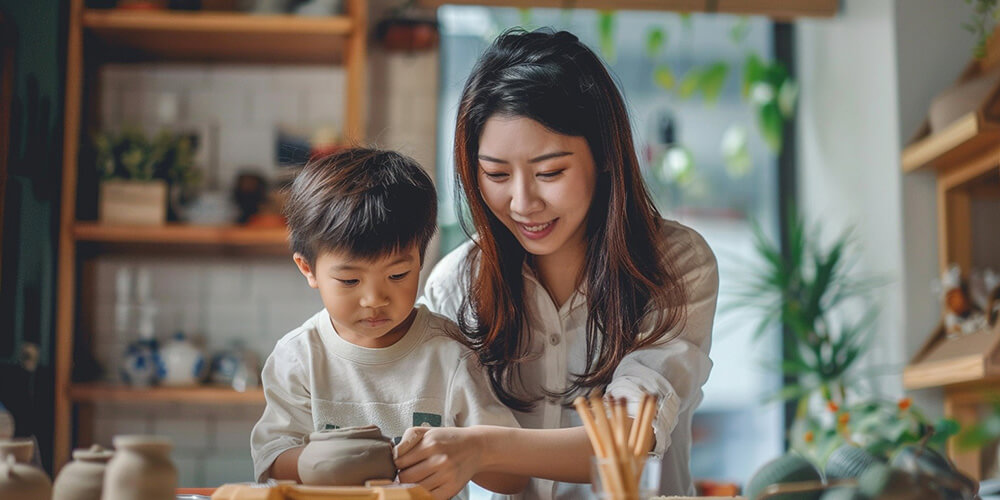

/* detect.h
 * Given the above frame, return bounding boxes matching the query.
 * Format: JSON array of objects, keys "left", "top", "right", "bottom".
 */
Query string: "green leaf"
[
  {"left": 646, "top": 27, "right": 666, "bottom": 58},
  {"left": 678, "top": 68, "right": 701, "bottom": 99},
  {"left": 742, "top": 53, "right": 765, "bottom": 97},
  {"left": 679, "top": 12, "right": 692, "bottom": 30},
  {"left": 654, "top": 65, "right": 675, "bottom": 91},
  {"left": 700, "top": 62, "right": 729, "bottom": 104},
  {"left": 729, "top": 17, "right": 750, "bottom": 43},
  {"left": 758, "top": 100, "right": 783, "bottom": 152},
  {"left": 598, "top": 11, "right": 617, "bottom": 64},
  {"left": 518, "top": 8, "right": 532, "bottom": 29}
]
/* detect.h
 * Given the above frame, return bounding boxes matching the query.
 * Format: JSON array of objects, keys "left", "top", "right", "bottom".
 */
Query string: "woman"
[{"left": 394, "top": 28, "right": 719, "bottom": 499}]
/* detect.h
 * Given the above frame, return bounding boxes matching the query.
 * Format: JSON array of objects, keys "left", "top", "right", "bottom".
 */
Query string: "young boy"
[{"left": 250, "top": 148, "right": 526, "bottom": 498}]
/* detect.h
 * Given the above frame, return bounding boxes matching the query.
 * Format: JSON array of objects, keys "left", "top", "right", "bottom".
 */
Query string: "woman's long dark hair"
[{"left": 454, "top": 28, "right": 688, "bottom": 411}]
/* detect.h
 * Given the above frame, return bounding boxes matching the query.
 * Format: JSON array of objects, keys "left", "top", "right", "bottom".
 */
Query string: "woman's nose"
[{"left": 510, "top": 175, "right": 543, "bottom": 215}]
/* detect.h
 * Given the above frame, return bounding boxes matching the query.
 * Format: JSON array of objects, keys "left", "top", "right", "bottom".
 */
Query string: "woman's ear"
[{"left": 293, "top": 252, "right": 320, "bottom": 289}]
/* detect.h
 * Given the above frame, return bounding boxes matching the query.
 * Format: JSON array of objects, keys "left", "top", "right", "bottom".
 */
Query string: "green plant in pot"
[
  {"left": 93, "top": 128, "right": 200, "bottom": 226},
  {"left": 732, "top": 211, "right": 977, "bottom": 498},
  {"left": 730, "top": 210, "right": 885, "bottom": 417}
]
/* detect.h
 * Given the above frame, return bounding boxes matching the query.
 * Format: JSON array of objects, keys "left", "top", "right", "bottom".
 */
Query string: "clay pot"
[
  {"left": 102, "top": 435, "right": 176, "bottom": 500},
  {"left": 54, "top": 444, "right": 115, "bottom": 500},
  {"left": 297, "top": 425, "right": 395, "bottom": 486},
  {"left": 0, "top": 453, "right": 52, "bottom": 500},
  {"left": 0, "top": 437, "right": 36, "bottom": 463}
]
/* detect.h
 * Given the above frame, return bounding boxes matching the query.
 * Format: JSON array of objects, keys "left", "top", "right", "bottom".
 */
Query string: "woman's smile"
[{"left": 516, "top": 218, "right": 558, "bottom": 239}]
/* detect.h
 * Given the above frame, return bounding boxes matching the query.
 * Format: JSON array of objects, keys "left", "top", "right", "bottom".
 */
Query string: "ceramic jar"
[
  {"left": 297, "top": 425, "right": 395, "bottom": 486},
  {"left": 0, "top": 439, "right": 52, "bottom": 500},
  {"left": 0, "top": 437, "right": 35, "bottom": 463},
  {"left": 102, "top": 435, "right": 176, "bottom": 500},
  {"left": 53, "top": 444, "right": 115, "bottom": 500},
  {"left": 120, "top": 338, "right": 161, "bottom": 387},
  {"left": 159, "top": 331, "right": 205, "bottom": 386}
]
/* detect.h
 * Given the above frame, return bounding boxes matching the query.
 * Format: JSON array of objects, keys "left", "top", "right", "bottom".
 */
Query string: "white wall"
[
  {"left": 795, "top": 0, "right": 975, "bottom": 409},
  {"left": 796, "top": 0, "right": 906, "bottom": 397}
]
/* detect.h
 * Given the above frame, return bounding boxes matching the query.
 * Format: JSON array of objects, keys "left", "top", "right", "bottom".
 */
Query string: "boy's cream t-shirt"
[{"left": 250, "top": 305, "right": 521, "bottom": 483}]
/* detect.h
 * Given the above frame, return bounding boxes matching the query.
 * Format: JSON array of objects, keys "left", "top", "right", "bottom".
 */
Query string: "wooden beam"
[
  {"left": 414, "top": 0, "right": 838, "bottom": 18},
  {"left": 55, "top": 0, "right": 86, "bottom": 471},
  {"left": 345, "top": 0, "right": 367, "bottom": 144}
]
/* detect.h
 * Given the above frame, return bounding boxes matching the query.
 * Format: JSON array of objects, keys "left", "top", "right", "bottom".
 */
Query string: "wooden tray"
[{"left": 211, "top": 481, "right": 432, "bottom": 500}]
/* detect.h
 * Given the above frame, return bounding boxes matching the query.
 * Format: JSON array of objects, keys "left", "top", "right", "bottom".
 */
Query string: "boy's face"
[{"left": 294, "top": 245, "right": 422, "bottom": 348}]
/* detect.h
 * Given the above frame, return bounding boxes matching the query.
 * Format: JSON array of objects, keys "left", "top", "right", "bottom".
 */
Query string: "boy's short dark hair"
[{"left": 285, "top": 148, "right": 437, "bottom": 266}]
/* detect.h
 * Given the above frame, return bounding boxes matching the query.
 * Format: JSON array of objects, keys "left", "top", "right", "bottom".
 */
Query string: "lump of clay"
[{"left": 297, "top": 425, "right": 395, "bottom": 486}]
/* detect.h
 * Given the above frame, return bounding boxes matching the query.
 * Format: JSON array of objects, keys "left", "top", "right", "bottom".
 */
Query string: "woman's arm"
[
  {"left": 394, "top": 422, "right": 650, "bottom": 499},
  {"left": 268, "top": 446, "right": 304, "bottom": 482}
]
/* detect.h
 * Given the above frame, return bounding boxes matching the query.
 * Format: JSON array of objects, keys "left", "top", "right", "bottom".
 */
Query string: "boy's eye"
[
  {"left": 537, "top": 169, "right": 564, "bottom": 178},
  {"left": 389, "top": 272, "right": 410, "bottom": 281},
  {"left": 336, "top": 278, "right": 359, "bottom": 286}
]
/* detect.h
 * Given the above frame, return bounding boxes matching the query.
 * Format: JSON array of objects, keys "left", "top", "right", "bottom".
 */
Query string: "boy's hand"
[{"left": 394, "top": 426, "right": 484, "bottom": 500}]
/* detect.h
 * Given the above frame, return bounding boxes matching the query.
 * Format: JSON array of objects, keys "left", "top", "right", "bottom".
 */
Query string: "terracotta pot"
[
  {"left": 297, "top": 425, "right": 395, "bottom": 486},
  {"left": 54, "top": 444, "right": 115, "bottom": 500},
  {"left": 102, "top": 435, "right": 176, "bottom": 500},
  {"left": 0, "top": 454, "right": 52, "bottom": 500}
]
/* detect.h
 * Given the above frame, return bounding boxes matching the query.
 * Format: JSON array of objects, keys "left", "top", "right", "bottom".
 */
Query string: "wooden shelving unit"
[
  {"left": 74, "top": 222, "right": 289, "bottom": 246},
  {"left": 54, "top": 0, "right": 368, "bottom": 470},
  {"left": 902, "top": 28, "right": 1000, "bottom": 481},
  {"left": 83, "top": 9, "right": 353, "bottom": 63},
  {"left": 901, "top": 112, "right": 1000, "bottom": 174},
  {"left": 68, "top": 383, "right": 264, "bottom": 404},
  {"left": 414, "top": 0, "right": 839, "bottom": 19}
]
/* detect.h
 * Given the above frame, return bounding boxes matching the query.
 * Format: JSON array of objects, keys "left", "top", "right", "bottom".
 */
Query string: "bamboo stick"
[{"left": 590, "top": 394, "right": 627, "bottom": 498}]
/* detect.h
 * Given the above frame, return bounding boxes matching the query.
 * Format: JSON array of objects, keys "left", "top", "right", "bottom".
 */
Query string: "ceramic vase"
[
  {"left": 159, "top": 331, "right": 205, "bottom": 386},
  {"left": 102, "top": 435, "right": 176, "bottom": 500},
  {"left": 297, "top": 425, "right": 395, "bottom": 486},
  {"left": 53, "top": 444, "right": 115, "bottom": 500},
  {"left": 0, "top": 437, "right": 34, "bottom": 463},
  {"left": 0, "top": 439, "right": 52, "bottom": 500}
]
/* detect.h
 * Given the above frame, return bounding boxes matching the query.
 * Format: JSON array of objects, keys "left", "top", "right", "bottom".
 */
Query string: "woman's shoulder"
[
  {"left": 655, "top": 218, "right": 718, "bottom": 285},
  {"left": 424, "top": 239, "right": 477, "bottom": 291},
  {"left": 419, "top": 239, "right": 478, "bottom": 319}
]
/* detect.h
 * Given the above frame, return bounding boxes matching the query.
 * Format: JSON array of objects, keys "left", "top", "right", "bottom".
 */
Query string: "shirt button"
[
  {"left": 548, "top": 333, "right": 561, "bottom": 346},
  {"left": 547, "top": 396, "right": 560, "bottom": 405}
]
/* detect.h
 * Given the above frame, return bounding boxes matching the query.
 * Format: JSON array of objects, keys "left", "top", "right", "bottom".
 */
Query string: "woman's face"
[{"left": 477, "top": 115, "right": 598, "bottom": 258}]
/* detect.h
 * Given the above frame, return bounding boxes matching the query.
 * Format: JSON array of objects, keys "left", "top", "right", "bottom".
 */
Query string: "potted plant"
[{"left": 93, "top": 128, "right": 200, "bottom": 226}]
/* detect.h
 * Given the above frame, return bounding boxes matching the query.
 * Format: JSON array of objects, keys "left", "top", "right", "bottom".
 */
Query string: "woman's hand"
[{"left": 394, "top": 426, "right": 485, "bottom": 499}]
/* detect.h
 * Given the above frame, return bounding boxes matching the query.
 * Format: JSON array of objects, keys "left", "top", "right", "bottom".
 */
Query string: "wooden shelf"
[
  {"left": 904, "top": 322, "right": 1000, "bottom": 390},
  {"left": 902, "top": 112, "right": 1000, "bottom": 173},
  {"left": 414, "top": 0, "right": 838, "bottom": 18},
  {"left": 82, "top": 9, "right": 354, "bottom": 63},
  {"left": 74, "top": 222, "right": 289, "bottom": 247},
  {"left": 69, "top": 383, "right": 264, "bottom": 404}
]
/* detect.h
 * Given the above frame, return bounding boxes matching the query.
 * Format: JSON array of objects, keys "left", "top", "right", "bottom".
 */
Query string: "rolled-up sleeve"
[
  {"left": 605, "top": 226, "right": 719, "bottom": 457},
  {"left": 250, "top": 346, "right": 313, "bottom": 482}
]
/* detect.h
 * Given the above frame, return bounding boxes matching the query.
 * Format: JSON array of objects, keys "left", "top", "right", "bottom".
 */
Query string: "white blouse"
[{"left": 418, "top": 218, "right": 719, "bottom": 499}]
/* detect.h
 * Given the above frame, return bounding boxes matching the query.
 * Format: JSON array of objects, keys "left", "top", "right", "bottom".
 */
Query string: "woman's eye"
[
  {"left": 482, "top": 171, "right": 509, "bottom": 180},
  {"left": 336, "top": 279, "right": 359, "bottom": 286},
  {"left": 389, "top": 272, "right": 410, "bottom": 281},
  {"left": 537, "top": 169, "right": 565, "bottom": 179}
]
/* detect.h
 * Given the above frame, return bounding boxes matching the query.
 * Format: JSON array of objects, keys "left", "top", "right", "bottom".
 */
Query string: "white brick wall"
[
  {"left": 91, "top": 47, "right": 440, "bottom": 487},
  {"left": 101, "top": 63, "right": 345, "bottom": 194},
  {"left": 92, "top": 401, "right": 265, "bottom": 486}
]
